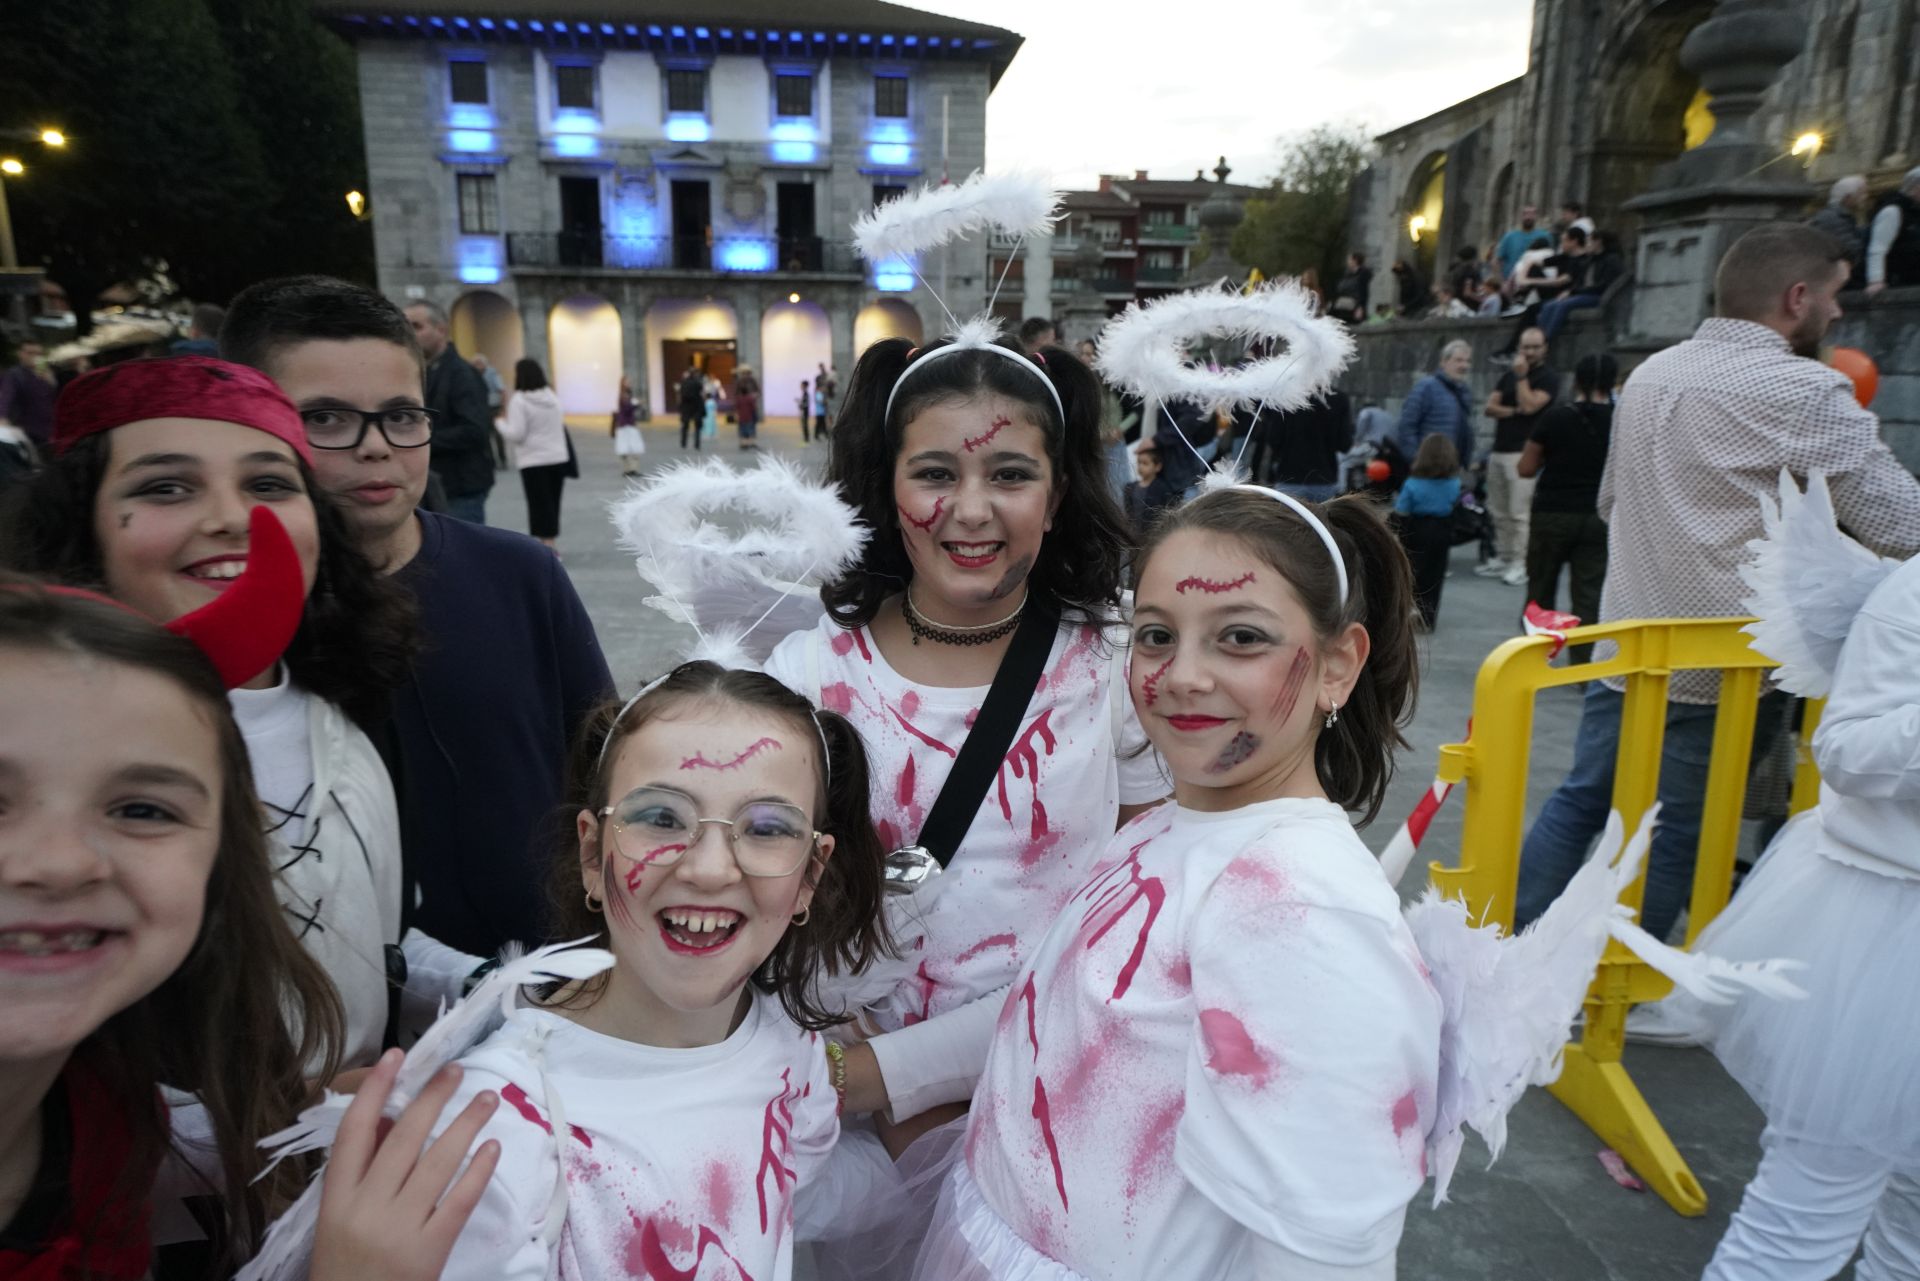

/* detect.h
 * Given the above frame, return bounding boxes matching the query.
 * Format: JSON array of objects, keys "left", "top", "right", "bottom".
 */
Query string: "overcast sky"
[{"left": 905, "top": 0, "right": 1536, "bottom": 188}]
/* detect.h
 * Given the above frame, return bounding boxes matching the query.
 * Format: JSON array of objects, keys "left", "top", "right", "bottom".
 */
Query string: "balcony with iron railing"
[
  {"left": 504, "top": 232, "right": 862, "bottom": 276},
  {"left": 1137, "top": 264, "right": 1185, "bottom": 283},
  {"left": 1137, "top": 222, "right": 1194, "bottom": 245}
]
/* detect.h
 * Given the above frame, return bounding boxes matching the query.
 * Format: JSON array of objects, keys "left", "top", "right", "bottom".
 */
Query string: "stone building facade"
[{"left": 317, "top": 1, "right": 1022, "bottom": 419}]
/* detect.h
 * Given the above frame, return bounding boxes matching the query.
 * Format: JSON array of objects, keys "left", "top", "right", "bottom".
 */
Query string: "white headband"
[
  {"left": 1231, "top": 484, "right": 1349, "bottom": 607},
  {"left": 884, "top": 339, "right": 1066, "bottom": 430}
]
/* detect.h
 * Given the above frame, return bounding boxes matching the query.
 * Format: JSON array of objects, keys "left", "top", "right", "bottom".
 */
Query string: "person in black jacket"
[
  {"left": 404, "top": 300, "right": 494, "bottom": 524},
  {"left": 1246, "top": 390, "right": 1353, "bottom": 503},
  {"left": 677, "top": 362, "right": 705, "bottom": 450}
]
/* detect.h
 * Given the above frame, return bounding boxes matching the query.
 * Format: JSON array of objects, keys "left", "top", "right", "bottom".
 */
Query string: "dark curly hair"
[
  {"left": 548, "top": 662, "right": 893, "bottom": 1031},
  {"left": 822, "top": 335, "right": 1134, "bottom": 628},
  {"left": 0, "top": 433, "right": 417, "bottom": 733},
  {"left": 1136, "top": 489, "right": 1420, "bottom": 826}
]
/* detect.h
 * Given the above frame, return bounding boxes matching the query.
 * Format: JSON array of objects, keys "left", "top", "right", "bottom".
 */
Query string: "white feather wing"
[
  {"left": 1739, "top": 469, "right": 1900, "bottom": 697},
  {"left": 237, "top": 941, "right": 614, "bottom": 1281}
]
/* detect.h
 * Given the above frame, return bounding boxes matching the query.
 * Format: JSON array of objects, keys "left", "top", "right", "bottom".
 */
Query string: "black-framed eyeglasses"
[
  {"left": 300, "top": 406, "right": 437, "bottom": 451},
  {"left": 599, "top": 786, "right": 820, "bottom": 879}
]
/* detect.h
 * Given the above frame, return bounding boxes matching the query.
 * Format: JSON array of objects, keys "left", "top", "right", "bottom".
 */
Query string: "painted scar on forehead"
[
  {"left": 680, "top": 737, "right": 782, "bottom": 771},
  {"left": 1174, "top": 572, "right": 1256, "bottom": 594},
  {"left": 1207, "top": 731, "right": 1259, "bottom": 774},
  {"left": 899, "top": 496, "right": 945, "bottom": 532},
  {"left": 1270, "top": 648, "right": 1311, "bottom": 722},
  {"left": 1139, "top": 655, "right": 1174, "bottom": 706},
  {"left": 623, "top": 844, "right": 687, "bottom": 894},
  {"left": 963, "top": 414, "right": 1011, "bottom": 453}
]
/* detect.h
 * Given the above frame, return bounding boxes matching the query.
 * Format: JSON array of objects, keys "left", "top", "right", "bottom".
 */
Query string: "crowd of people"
[{"left": 0, "top": 203, "right": 1915, "bottom": 1281}]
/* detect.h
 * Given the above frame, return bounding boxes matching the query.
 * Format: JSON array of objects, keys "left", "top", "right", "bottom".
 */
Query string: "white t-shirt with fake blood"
[
  {"left": 764, "top": 615, "right": 1168, "bottom": 1033},
  {"left": 431, "top": 993, "right": 838, "bottom": 1281},
  {"left": 964, "top": 799, "right": 1442, "bottom": 1279}
]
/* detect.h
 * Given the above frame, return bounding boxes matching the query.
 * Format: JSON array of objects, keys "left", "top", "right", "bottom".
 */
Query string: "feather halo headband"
[
  {"left": 1094, "top": 279, "right": 1355, "bottom": 418},
  {"left": 853, "top": 169, "right": 1063, "bottom": 265}
]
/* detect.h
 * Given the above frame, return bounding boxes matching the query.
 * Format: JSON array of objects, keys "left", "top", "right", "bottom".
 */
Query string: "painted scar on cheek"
[
  {"left": 1270, "top": 648, "right": 1312, "bottom": 722},
  {"left": 1139, "top": 656, "right": 1173, "bottom": 706},
  {"left": 1174, "top": 572, "right": 1256, "bottom": 595},
  {"left": 623, "top": 845, "right": 687, "bottom": 894},
  {"left": 899, "top": 496, "right": 945, "bottom": 532},
  {"left": 985, "top": 553, "right": 1033, "bottom": 600},
  {"left": 1207, "top": 731, "right": 1259, "bottom": 774},
  {"left": 962, "top": 414, "right": 1011, "bottom": 453},
  {"left": 118, "top": 512, "right": 132, "bottom": 530},
  {"left": 680, "top": 737, "right": 782, "bottom": 771}
]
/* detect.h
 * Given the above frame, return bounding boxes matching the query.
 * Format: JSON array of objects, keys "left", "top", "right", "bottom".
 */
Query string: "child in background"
[
  {"left": 1122, "top": 440, "right": 1178, "bottom": 538},
  {"left": 384, "top": 663, "right": 892, "bottom": 1279},
  {"left": 703, "top": 382, "right": 720, "bottom": 443},
  {"left": 812, "top": 381, "right": 829, "bottom": 437},
  {"left": 1395, "top": 433, "right": 1463, "bottom": 628}
]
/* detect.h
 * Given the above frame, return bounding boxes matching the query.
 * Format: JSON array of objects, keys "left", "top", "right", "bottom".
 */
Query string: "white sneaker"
[
  {"left": 1472, "top": 559, "right": 1508, "bottom": 578},
  {"left": 1501, "top": 564, "right": 1528, "bottom": 586}
]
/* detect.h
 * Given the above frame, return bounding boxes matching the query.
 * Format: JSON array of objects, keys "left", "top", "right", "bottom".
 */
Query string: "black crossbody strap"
[{"left": 915, "top": 596, "right": 1063, "bottom": 867}]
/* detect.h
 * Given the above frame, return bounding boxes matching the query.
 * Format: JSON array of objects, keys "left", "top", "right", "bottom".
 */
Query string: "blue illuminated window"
[
  {"left": 667, "top": 68, "right": 707, "bottom": 113},
  {"left": 448, "top": 129, "right": 495, "bottom": 153},
  {"left": 556, "top": 64, "right": 596, "bottom": 111},
  {"left": 553, "top": 133, "right": 599, "bottom": 158},
  {"left": 867, "top": 142, "right": 911, "bottom": 167},
  {"left": 875, "top": 75, "right": 907, "bottom": 118},
  {"left": 775, "top": 73, "right": 813, "bottom": 118},
  {"left": 719, "top": 240, "right": 773, "bottom": 272},
  {"left": 665, "top": 114, "right": 710, "bottom": 143},
  {"left": 449, "top": 60, "right": 488, "bottom": 104}
]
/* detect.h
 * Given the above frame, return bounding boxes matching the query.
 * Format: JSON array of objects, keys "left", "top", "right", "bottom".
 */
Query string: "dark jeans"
[
  {"left": 799, "top": 409, "right": 811, "bottom": 442},
  {"left": 679, "top": 408, "right": 702, "bottom": 449},
  {"left": 1524, "top": 509, "right": 1608, "bottom": 663},
  {"left": 1539, "top": 292, "right": 1601, "bottom": 340},
  {"left": 1515, "top": 683, "right": 1789, "bottom": 940},
  {"left": 520, "top": 463, "right": 568, "bottom": 539},
  {"left": 1400, "top": 513, "right": 1452, "bottom": 627},
  {"left": 444, "top": 491, "right": 487, "bottom": 525}
]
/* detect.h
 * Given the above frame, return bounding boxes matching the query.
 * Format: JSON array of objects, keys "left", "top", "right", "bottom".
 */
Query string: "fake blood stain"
[{"left": 1199, "top": 1008, "right": 1274, "bottom": 1088}]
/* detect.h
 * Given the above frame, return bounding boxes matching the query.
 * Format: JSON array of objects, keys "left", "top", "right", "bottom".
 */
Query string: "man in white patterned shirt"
[{"left": 1515, "top": 222, "right": 1920, "bottom": 939}]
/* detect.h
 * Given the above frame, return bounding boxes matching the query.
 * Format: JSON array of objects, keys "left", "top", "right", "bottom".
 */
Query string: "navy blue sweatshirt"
[{"left": 391, "top": 512, "right": 614, "bottom": 955}]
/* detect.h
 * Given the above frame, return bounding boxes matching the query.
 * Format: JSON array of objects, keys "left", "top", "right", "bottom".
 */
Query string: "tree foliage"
[
  {"left": 1231, "top": 124, "right": 1374, "bottom": 292},
  {"left": 0, "top": 0, "right": 373, "bottom": 318}
]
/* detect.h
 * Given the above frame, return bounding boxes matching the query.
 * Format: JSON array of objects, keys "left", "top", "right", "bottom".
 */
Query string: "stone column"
[
  {"left": 1622, "top": 0, "right": 1812, "bottom": 341},
  {"left": 517, "top": 286, "right": 550, "bottom": 371},
  {"left": 618, "top": 285, "right": 650, "bottom": 421},
  {"left": 1183, "top": 157, "right": 1247, "bottom": 287}
]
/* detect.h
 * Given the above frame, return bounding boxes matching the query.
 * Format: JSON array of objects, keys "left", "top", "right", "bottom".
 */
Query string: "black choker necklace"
[{"left": 902, "top": 589, "right": 1026, "bottom": 646}]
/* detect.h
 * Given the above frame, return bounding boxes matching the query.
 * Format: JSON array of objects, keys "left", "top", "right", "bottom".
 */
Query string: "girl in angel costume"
[
  {"left": 888, "top": 283, "right": 1801, "bottom": 1279},
  {"left": 241, "top": 460, "right": 896, "bottom": 1281},
  {"left": 1661, "top": 472, "right": 1920, "bottom": 1281}
]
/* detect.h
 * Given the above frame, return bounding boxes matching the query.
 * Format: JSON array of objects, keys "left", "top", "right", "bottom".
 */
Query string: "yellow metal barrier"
[{"left": 1426, "top": 617, "right": 1822, "bottom": 1217}]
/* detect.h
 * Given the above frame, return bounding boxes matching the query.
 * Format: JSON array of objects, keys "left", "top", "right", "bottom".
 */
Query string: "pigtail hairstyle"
[
  {"left": 548, "top": 663, "right": 892, "bottom": 1031},
  {"left": 0, "top": 435, "right": 418, "bottom": 733},
  {"left": 822, "top": 335, "right": 1134, "bottom": 628},
  {"left": 1137, "top": 490, "right": 1419, "bottom": 824},
  {"left": 0, "top": 579, "right": 343, "bottom": 1271}
]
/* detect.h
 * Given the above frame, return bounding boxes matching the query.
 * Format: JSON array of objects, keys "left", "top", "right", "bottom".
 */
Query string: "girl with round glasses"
[{"left": 392, "top": 662, "right": 893, "bottom": 1280}]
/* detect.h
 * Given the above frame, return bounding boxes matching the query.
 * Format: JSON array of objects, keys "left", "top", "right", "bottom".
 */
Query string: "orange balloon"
[
  {"left": 1366, "top": 458, "right": 1392, "bottom": 483},
  {"left": 1831, "top": 346, "right": 1879, "bottom": 407}
]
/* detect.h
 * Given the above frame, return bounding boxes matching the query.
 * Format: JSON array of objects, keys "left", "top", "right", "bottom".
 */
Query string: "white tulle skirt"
[
  {"left": 801, "top": 1114, "right": 968, "bottom": 1280},
  {"left": 912, "top": 1163, "right": 1094, "bottom": 1281},
  {"left": 1660, "top": 811, "right": 1920, "bottom": 1163}
]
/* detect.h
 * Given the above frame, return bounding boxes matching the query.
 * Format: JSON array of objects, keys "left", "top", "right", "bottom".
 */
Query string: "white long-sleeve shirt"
[
  {"left": 1866, "top": 202, "right": 1904, "bottom": 287},
  {"left": 1810, "top": 553, "right": 1920, "bottom": 881}
]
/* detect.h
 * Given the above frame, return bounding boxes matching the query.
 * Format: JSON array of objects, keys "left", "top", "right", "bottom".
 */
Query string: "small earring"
[
  {"left": 584, "top": 890, "right": 604, "bottom": 914},
  {"left": 791, "top": 906, "right": 811, "bottom": 926},
  {"left": 1324, "top": 702, "right": 1341, "bottom": 729}
]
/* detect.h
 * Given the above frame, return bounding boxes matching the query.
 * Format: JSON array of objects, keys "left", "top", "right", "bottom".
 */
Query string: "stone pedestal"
[{"left": 1623, "top": 181, "right": 1813, "bottom": 341}]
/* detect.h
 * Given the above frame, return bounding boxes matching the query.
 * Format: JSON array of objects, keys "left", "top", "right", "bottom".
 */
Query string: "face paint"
[
  {"left": 1138, "top": 655, "right": 1173, "bottom": 707},
  {"left": 1174, "top": 572, "right": 1256, "bottom": 594},
  {"left": 898, "top": 496, "right": 945, "bottom": 532},
  {"left": 679, "top": 737, "right": 782, "bottom": 771},
  {"left": 1268, "top": 648, "right": 1312, "bottom": 723},
  {"left": 984, "top": 552, "right": 1033, "bottom": 601},
  {"left": 1207, "top": 731, "right": 1260, "bottom": 774},
  {"left": 623, "top": 844, "right": 688, "bottom": 894},
  {"left": 118, "top": 511, "right": 132, "bottom": 529},
  {"left": 962, "top": 413, "right": 1011, "bottom": 453}
]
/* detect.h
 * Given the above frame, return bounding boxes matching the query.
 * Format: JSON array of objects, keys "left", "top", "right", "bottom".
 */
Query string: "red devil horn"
[{"left": 165, "top": 506, "right": 306, "bottom": 688}]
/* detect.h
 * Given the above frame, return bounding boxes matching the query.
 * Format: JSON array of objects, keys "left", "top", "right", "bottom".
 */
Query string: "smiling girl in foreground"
[
  {"left": 401, "top": 663, "right": 889, "bottom": 1279},
  {"left": 922, "top": 487, "right": 1439, "bottom": 1280}
]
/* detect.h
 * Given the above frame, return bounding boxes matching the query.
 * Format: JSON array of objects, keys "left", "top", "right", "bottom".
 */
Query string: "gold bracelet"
[{"left": 824, "top": 1040, "right": 848, "bottom": 1113}]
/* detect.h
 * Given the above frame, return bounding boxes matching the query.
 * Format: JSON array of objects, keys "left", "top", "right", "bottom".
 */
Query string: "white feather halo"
[
  {"left": 1095, "top": 280, "right": 1356, "bottom": 417},
  {"left": 853, "top": 169, "right": 1062, "bottom": 265},
  {"left": 608, "top": 455, "right": 869, "bottom": 668}
]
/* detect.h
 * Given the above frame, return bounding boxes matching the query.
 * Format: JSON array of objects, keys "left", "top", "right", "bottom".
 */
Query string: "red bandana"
[{"left": 49, "top": 355, "right": 313, "bottom": 465}]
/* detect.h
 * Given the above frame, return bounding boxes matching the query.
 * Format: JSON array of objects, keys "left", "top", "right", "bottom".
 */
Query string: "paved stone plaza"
[{"left": 488, "top": 416, "right": 1834, "bottom": 1280}]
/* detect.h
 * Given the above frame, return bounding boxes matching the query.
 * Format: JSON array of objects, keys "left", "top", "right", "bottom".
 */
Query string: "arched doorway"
[
  {"left": 450, "top": 290, "right": 523, "bottom": 373},
  {"left": 853, "top": 298, "right": 923, "bottom": 358},
  {"left": 759, "top": 299, "right": 830, "bottom": 425},
  {"left": 644, "top": 299, "right": 739, "bottom": 416},
  {"left": 1401, "top": 152, "right": 1446, "bottom": 282},
  {"left": 547, "top": 295, "right": 622, "bottom": 419}
]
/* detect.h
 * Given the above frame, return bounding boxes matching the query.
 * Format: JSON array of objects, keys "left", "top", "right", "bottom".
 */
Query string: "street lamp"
[
  {"left": 0, "top": 159, "right": 20, "bottom": 177},
  {"left": 1408, "top": 214, "right": 1428, "bottom": 243},
  {"left": 345, "top": 189, "right": 368, "bottom": 220},
  {"left": 39, "top": 130, "right": 65, "bottom": 149}
]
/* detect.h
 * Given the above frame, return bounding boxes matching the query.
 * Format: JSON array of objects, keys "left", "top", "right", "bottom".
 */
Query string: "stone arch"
[
  {"left": 546, "top": 294, "right": 622, "bottom": 418},
  {"left": 853, "top": 298, "right": 923, "bottom": 356},
  {"left": 1487, "top": 162, "right": 1515, "bottom": 246},
  {"left": 1587, "top": 0, "right": 1717, "bottom": 224},
  {"left": 643, "top": 298, "right": 739, "bottom": 416},
  {"left": 449, "top": 289, "right": 523, "bottom": 373},
  {"left": 759, "top": 299, "right": 831, "bottom": 423},
  {"left": 1399, "top": 151, "right": 1447, "bottom": 282}
]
